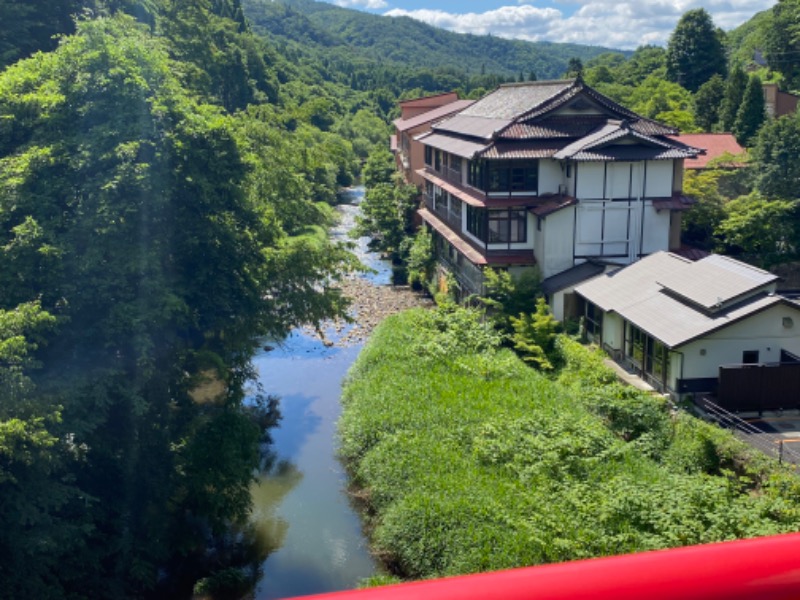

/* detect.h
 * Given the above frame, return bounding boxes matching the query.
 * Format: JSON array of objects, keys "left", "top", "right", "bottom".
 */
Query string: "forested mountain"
[{"left": 242, "top": 0, "right": 625, "bottom": 89}]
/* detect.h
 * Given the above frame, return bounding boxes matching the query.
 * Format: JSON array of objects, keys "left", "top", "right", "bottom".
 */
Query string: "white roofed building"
[{"left": 575, "top": 252, "right": 800, "bottom": 402}]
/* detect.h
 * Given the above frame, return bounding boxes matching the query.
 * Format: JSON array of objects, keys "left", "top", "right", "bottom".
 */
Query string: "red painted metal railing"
[{"left": 285, "top": 533, "right": 800, "bottom": 600}]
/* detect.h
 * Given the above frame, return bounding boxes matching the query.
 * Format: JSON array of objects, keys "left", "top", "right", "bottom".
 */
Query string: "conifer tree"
[
  {"left": 694, "top": 74, "right": 725, "bottom": 131},
  {"left": 733, "top": 74, "right": 766, "bottom": 147},
  {"left": 719, "top": 66, "right": 748, "bottom": 132}
]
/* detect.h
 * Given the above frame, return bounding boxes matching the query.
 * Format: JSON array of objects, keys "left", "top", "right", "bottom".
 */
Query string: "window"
[
  {"left": 485, "top": 160, "right": 539, "bottom": 194},
  {"left": 487, "top": 209, "right": 527, "bottom": 243},
  {"left": 450, "top": 156, "right": 462, "bottom": 173},
  {"left": 585, "top": 302, "right": 602, "bottom": 338},
  {"left": 468, "top": 160, "right": 485, "bottom": 189},
  {"left": 742, "top": 350, "right": 760, "bottom": 364},
  {"left": 434, "top": 150, "right": 442, "bottom": 171},
  {"left": 466, "top": 205, "right": 487, "bottom": 241},
  {"left": 424, "top": 146, "right": 432, "bottom": 166}
]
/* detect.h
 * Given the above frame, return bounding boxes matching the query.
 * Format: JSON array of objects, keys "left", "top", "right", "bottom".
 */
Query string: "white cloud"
[
  {"left": 336, "top": 0, "right": 388, "bottom": 9},
  {"left": 382, "top": 0, "right": 777, "bottom": 50}
]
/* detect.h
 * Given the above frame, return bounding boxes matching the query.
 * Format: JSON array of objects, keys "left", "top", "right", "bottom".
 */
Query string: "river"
[{"left": 246, "top": 187, "right": 390, "bottom": 599}]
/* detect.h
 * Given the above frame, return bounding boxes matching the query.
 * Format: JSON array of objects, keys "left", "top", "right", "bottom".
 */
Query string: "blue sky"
[{"left": 327, "top": 0, "right": 777, "bottom": 50}]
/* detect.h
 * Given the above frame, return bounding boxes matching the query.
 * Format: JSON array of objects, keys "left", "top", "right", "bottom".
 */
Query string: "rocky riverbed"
[{"left": 301, "top": 275, "right": 434, "bottom": 347}]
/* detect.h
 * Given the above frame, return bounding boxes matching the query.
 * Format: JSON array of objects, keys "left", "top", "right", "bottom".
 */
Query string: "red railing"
[{"left": 285, "top": 533, "right": 800, "bottom": 600}]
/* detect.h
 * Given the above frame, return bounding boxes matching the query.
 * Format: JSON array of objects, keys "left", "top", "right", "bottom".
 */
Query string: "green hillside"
[{"left": 242, "top": 0, "right": 627, "bottom": 81}]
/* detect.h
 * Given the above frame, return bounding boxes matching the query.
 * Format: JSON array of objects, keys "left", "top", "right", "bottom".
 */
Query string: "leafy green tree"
[
  {"left": 565, "top": 57, "right": 583, "bottom": 78},
  {"left": 752, "top": 113, "right": 800, "bottom": 199},
  {"left": 478, "top": 268, "right": 540, "bottom": 335},
  {"left": 353, "top": 181, "right": 418, "bottom": 256},
  {"left": 764, "top": 0, "right": 800, "bottom": 89},
  {"left": 0, "top": 0, "right": 81, "bottom": 68},
  {"left": 665, "top": 8, "right": 727, "bottom": 93},
  {"left": 715, "top": 193, "right": 797, "bottom": 266},
  {"left": 628, "top": 75, "right": 695, "bottom": 124},
  {"left": 681, "top": 170, "right": 727, "bottom": 249},
  {"left": 362, "top": 147, "right": 396, "bottom": 189},
  {"left": 719, "top": 66, "right": 748, "bottom": 132},
  {"left": 0, "top": 14, "right": 358, "bottom": 596},
  {"left": 510, "top": 298, "right": 561, "bottom": 370},
  {"left": 404, "top": 227, "right": 435, "bottom": 291},
  {"left": 733, "top": 74, "right": 766, "bottom": 147},
  {"left": 694, "top": 74, "right": 725, "bottom": 131}
]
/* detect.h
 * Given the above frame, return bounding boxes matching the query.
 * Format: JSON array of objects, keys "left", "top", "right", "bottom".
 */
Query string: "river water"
[{"left": 247, "top": 187, "right": 387, "bottom": 599}]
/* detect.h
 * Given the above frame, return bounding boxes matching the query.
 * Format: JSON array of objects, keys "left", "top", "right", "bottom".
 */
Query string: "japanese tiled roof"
[
  {"left": 424, "top": 79, "right": 702, "bottom": 161},
  {"left": 394, "top": 99, "right": 475, "bottom": 133},
  {"left": 667, "top": 133, "right": 746, "bottom": 169},
  {"left": 428, "top": 78, "right": 700, "bottom": 162},
  {"left": 652, "top": 193, "right": 697, "bottom": 211}
]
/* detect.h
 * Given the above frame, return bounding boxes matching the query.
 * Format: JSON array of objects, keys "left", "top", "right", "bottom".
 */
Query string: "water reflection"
[
  {"left": 249, "top": 343, "right": 379, "bottom": 600},
  {"left": 247, "top": 187, "right": 383, "bottom": 599}
]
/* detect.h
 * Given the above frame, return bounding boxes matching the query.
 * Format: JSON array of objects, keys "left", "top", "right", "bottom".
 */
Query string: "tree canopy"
[{"left": 665, "top": 8, "right": 726, "bottom": 93}]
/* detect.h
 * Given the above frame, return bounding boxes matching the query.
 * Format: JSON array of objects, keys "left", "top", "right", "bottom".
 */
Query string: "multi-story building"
[
  {"left": 392, "top": 92, "right": 474, "bottom": 187},
  {"left": 411, "top": 78, "right": 702, "bottom": 318}
]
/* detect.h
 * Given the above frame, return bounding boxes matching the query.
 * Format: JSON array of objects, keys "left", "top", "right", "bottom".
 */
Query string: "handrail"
[{"left": 284, "top": 533, "right": 800, "bottom": 600}]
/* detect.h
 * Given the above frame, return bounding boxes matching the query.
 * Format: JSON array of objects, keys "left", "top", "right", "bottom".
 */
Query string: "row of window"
[{"left": 424, "top": 148, "right": 539, "bottom": 195}]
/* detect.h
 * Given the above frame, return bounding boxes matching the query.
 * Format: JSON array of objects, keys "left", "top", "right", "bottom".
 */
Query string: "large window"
[
  {"left": 466, "top": 205, "right": 486, "bottom": 241},
  {"left": 625, "top": 323, "right": 670, "bottom": 387},
  {"left": 467, "top": 160, "right": 538, "bottom": 193},
  {"left": 466, "top": 207, "right": 527, "bottom": 243},
  {"left": 488, "top": 209, "right": 527, "bottom": 243}
]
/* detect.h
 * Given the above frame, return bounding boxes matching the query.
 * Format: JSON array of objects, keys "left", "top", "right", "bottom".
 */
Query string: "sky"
[{"left": 326, "top": 0, "right": 777, "bottom": 50}]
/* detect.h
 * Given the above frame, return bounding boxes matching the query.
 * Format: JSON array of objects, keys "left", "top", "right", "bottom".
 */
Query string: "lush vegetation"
[
  {"left": 0, "top": 0, "right": 382, "bottom": 596},
  {"left": 340, "top": 307, "right": 800, "bottom": 580},
  {"left": 242, "top": 0, "right": 621, "bottom": 102}
]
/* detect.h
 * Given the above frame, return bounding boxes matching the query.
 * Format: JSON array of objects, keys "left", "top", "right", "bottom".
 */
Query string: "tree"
[
  {"left": 362, "top": 147, "right": 396, "bottom": 190},
  {"left": 510, "top": 298, "right": 561, "bottom": 370},
  {"left": 719, "top": 66, "right": 748, "bottom": 132},
  {"left": 681, "top": 170, "right": 727, "bottom": 249},
  {"left": 694, "top": 74, "right": 725, "bottom": 131},
  {"left": 764, "top": 0, "right": 800, "bottom": 89},
  {"left": 715, "top": 193, "right": 797, "bottom": 266},
  {"left": 565, "top": 57, "right": 583, "bottom": 78},
  {"left": 0, "top": 0, "right": 81, "bottom": 69},
  {"left": 665, "top": 9, "right": 727, "bottom": 93},
  {"left": 753, "top": 113, "right": 800, "bottom": 199},
  {"left": 0, "top": 15, "right": 358, "bottom": 596},
  {"left": 353, "top": 181, "right": 419, "bottom": 256},
  {"left": 733, "top": 74, "right": 766, "bottom": 147}
]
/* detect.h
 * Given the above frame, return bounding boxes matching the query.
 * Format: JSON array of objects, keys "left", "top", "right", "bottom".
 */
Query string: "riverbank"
[
  {"left": 303, "top": 275, "right": 434, "bottom": 347},
  {"left": 339, "top": 308, "right": 800, "bottom": 581}
]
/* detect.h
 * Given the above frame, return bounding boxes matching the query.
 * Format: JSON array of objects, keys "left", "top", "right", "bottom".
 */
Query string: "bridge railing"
[{"left": 284, "top": 533, "right": 800, "bottom": 600}]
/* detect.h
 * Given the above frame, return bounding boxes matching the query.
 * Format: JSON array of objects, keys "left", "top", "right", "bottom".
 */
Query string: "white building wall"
[
  {"left": 644, "top": 160, "right": 673, "bottom": 197},
  {"left": 539, "top": 160, "right": 563, "bottom": 195},
  {"left": 678, "top": 304, "right": 800, "bottom": 380},
  {"left": 576, "top": 163, "right": 605, "bottom": 199},
  {"left": 641, "top": 204, "right": 671, "bottom": 255},
  {"left": 602, "top": 312, "right": 625, "bottom": 351},
  {"left": 540, "top": 207, "right": 575, "bottom": 278}
]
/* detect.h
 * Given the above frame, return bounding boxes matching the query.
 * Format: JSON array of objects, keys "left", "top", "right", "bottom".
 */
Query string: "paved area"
[
  {"left": 603, "top": 358, "right": 655, "bottom": 392},
  {"left": 695, "top": 398, "right": 800, "bottom": 468}
]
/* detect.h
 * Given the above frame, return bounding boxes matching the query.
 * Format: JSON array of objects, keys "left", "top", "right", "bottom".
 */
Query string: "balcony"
[{"left": 423, "top": 191, "right": 462, "bottom": 232}]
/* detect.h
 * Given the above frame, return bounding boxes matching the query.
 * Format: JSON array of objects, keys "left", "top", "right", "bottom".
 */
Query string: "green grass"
[{"left": 339, "top": 308, "right": 800, "bottom": 580}]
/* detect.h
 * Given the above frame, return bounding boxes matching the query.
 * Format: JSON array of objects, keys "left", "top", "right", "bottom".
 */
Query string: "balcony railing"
[
  {"left": 423, "top": 192, "right": 462, "bottom": 232},
  {"left": 283, "top": 533, "right": 800, "bottom": 600}
]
